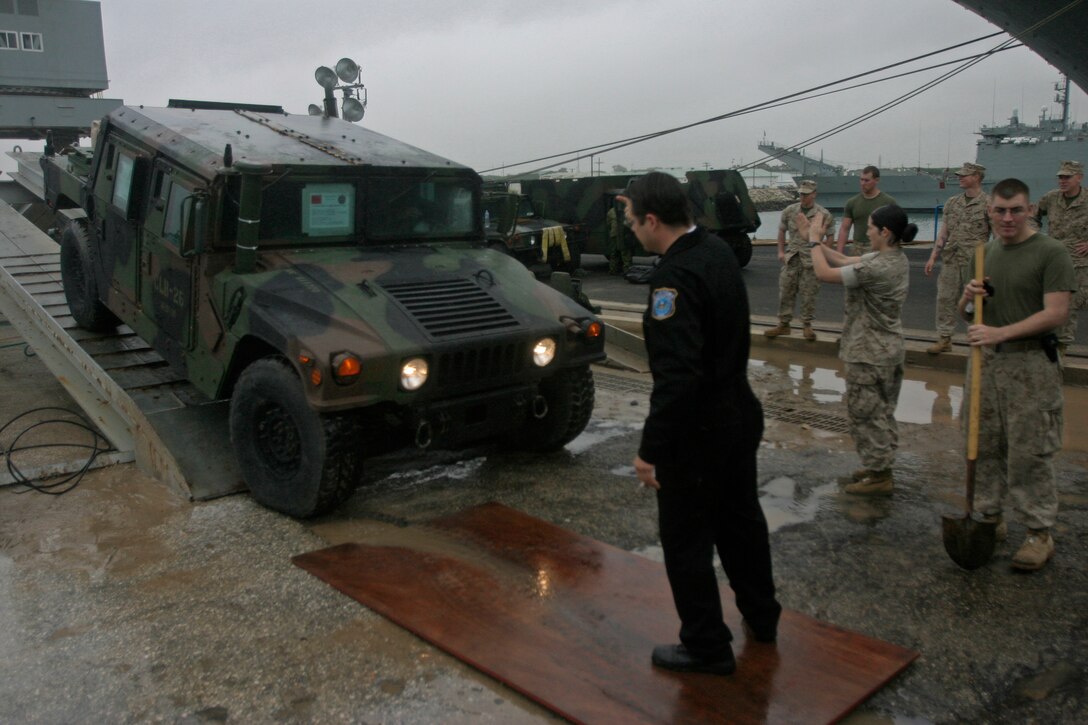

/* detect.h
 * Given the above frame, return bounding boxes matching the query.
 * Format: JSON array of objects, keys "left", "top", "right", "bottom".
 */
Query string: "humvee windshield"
[{"left": 246, "top": 173, "right": 478, "bottom": 245}]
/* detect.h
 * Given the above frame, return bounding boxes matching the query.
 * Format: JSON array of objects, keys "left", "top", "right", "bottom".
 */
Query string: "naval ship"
[
  {"left": 757, "top": 76, "right": 1085, "bottom": 211},
  {"left": 756, "top": 139, "right": 950, "bottom": 212},
  {"left": 974, "top": 76, "right": 1087, "bottom": 199}
]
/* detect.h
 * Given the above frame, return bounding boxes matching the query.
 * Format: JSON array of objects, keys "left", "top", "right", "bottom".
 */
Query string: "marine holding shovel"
[
  {"left": 806, "top": 205, "right": 913, "bottom": 495},
  {"left": 956, "top": 178, "right": 1075, "bottom": 571}
]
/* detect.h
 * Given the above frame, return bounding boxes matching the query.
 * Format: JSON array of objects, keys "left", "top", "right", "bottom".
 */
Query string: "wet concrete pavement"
[{"left": 2, "top": 299, "right": 1088, "bottom": 722}]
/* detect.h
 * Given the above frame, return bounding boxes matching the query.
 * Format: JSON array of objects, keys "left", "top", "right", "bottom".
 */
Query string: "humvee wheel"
[
  {"left": 60, "top": 220, "right": 119, "bottom": 332},
  {"left": 728, "top": 234, "right": 753, "bottom": 268},
  {"left": 517, "top": 365, "right": 594, "bottom": 452},
  {"left": 230, "top": 358, "right": 361, "bottom": 518}
]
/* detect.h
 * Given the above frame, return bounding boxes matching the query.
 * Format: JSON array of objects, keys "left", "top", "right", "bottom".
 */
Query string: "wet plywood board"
[{"left": 294, "top": 503, "right": 917, "bottom": 724}]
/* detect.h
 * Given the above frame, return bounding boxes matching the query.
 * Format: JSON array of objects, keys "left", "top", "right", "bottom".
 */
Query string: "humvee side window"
[
  {"left": 111, "top": 153, "right": 135, "bottom": 215},
  {"left": 163, "top": 182, "right": 192, "bottom": 247}
]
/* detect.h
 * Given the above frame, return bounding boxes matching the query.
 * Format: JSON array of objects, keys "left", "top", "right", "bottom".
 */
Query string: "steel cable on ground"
[
  {"left": 482, "top": 0, "right": 1084, "bottom": 176},
  {"left": 0, "top": 407, "right": 109, "bottom": 495}
]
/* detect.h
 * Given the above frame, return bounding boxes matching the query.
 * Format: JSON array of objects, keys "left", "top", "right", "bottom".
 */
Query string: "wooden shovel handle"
[{"left": 965, "top": 244, "right": 984, "bottom": 512}]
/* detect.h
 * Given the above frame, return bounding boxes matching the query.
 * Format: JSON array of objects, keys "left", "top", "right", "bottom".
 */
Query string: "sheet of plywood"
[{"left": 294, "top": 502, "right": 917, "bottom": 724}]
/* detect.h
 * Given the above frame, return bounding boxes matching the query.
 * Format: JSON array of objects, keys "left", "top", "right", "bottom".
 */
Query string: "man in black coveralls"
[{"left": 621, "top": 172, "right": 781, "bottom": 676}]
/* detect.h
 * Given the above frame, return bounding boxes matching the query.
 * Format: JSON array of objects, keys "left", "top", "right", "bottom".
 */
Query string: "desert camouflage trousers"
[
  {"left": 964, "top": 348, "right": 1063, "bottom": 529},
  {"left": 935, "top": 256, "right": 971, "bottom": 338},
  {"left": 777, "top": 254, "right": 818, "bottom": 325},
  {"left": 844, "top": 362, "right": 903, "bottom": 471},
  {"left": 1055, "top": 266, "right": 1088, "bottom": 347}
]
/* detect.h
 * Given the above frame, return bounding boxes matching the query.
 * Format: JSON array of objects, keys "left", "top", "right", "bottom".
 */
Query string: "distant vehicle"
[
  {"left": 511, "top": 170, "right": 758, "bottom": 268},
  {"left": 482, "top": 190, "right": 586, "bottom": 272},
  {"left": 37, "top": 101, "right": 605, "bottom": 518}
]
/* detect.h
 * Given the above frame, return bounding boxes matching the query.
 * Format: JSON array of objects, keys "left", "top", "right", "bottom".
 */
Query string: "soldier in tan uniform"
[
  {"left": 807, "top": 205, "right": 914, "bottom": 494},
  {"left": 764, "top": 180, "right": 835, "bottom": 341},
  {"left": 924, "top": 162, "right": 990, "bottom": 354},
  {"left": 1034, "top": 160, "right": 1088, "bottom": 347}
]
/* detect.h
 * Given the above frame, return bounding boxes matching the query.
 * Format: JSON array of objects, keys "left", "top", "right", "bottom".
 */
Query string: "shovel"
[{"left": 941, "top": 244, "right": 997, "bottom": 569}]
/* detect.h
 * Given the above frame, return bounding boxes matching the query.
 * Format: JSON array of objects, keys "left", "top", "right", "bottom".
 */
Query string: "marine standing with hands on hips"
[
  {"left": 807, "top": 205, "right": 913, "bottom": 495},
  {"left": 959, "top": 178, "right": 1074, "bottom": 571},
  {"left": 924, "top": 162, "right": 990, "bottom": 355},
  {"left": 622, "top": 172, "right": 780, "bottom": 676}
]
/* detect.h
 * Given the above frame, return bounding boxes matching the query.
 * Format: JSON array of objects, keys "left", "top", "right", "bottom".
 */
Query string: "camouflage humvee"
[{"left": 41, "top": 102, "right": 605, "bottom": 517}]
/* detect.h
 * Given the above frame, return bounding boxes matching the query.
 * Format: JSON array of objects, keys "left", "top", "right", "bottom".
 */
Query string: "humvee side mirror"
[
  {"left": 126, "top": 156, "right": 151, "bottom": 223},
  {"left": 179, "top": 194, "right": 207, "bottom": 258}
]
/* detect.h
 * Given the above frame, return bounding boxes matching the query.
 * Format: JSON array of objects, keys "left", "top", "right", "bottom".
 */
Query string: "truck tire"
[
  {"left": 229, "top": 358, "right": 361, "bottom": 518},
  {"left": 729, "top": 234, "right": 753, "bottom": 268},
  {"left": 60, "top": 220, "right": 119, "bottom": 332},
  {"left": 517, "top": 365, "right": 594, "bottom": 452}
]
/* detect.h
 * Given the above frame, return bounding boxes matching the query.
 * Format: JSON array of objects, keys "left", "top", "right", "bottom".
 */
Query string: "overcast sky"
[{"left": 9, "top": 0, "right": 1088, "bottom": 176}]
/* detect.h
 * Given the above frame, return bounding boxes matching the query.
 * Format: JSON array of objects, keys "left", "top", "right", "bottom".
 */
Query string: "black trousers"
[{"left": 656, "top": 445, "right": 780, "bottom": 659}]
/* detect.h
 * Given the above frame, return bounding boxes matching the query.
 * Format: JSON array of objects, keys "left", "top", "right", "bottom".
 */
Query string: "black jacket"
[{"left": 638, "top": 227, "right": 763, "bottom": 468}]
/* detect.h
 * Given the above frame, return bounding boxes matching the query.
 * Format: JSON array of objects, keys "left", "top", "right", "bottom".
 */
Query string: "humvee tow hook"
[
  {"left": 415, "top": 419, "right": 433, "bottom": 449},
  {"left": 532, "top": 395, "right": 549, "bottom": 420}
]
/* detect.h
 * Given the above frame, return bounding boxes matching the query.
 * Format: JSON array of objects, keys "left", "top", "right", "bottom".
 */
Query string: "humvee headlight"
[
  {"left": 532, "top": 337, "right": 557, "bottom": 367},
  {"left": 332, "top": 352, "right": 362, "bottom": 385},
  {"left": 400, "top": 357, "right": 429, "bottom": 391}
]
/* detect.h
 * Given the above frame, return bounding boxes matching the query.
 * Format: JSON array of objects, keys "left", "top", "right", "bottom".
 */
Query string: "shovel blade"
[{"left": 941, "top": 514, "right": 997, "bottom": 570}]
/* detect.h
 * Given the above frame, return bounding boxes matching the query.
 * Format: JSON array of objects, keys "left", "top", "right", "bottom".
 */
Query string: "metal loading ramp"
[{"left": 0, "top": 200, "right": 244, "bottom": 499}]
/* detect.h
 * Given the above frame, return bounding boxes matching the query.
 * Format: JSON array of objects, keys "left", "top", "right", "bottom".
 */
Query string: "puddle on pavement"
[{"left": 750, "top": 345, "right": 1088, "bottom": 452}]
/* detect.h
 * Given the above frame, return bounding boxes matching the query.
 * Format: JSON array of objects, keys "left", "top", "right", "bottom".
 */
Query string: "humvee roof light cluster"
[{"left": 308, "top": 57, "right": 368, "bottom": 122}]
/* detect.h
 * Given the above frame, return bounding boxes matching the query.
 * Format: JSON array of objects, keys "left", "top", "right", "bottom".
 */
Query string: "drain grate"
[{"left": 595, "top": 371, "right": 850, "bottom": 434}]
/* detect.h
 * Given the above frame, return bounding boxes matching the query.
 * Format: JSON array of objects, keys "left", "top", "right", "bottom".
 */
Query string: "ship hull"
[{"left": 792, "top": 174, "right": 951, "bottom": 212}]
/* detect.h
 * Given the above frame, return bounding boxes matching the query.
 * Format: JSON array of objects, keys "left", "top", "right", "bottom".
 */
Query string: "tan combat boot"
[
  {"left": 844, "top": 469, "right": 893, "bottom": 495},
  {"left": 802, "top": 325, "right": 816, "bottom": 341},
  {"left": 926, "top": 337, "right": 952, "bottom": 354},
  {"left": 1011, "top": 529, "right": 1054, "bottom": 571},
  {"left": 837, "top": 468, "right": 870, "bottom": 485},
  {"left": 763, "top": 324, "right": 792, "bottom": 338},
  {"left": 980, "top": 513, "right": 1007, "bottom": 542}
]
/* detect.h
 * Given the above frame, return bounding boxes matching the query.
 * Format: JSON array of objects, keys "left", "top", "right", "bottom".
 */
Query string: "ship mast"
[{"left": 1057, "top": 75, "right": 1070, "bottom": 130}]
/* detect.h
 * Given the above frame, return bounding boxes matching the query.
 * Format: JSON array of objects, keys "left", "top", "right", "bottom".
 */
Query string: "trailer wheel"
[
  {"left": 230, "top": 358, "right": 361, "bottom": 518},
  {"left": 60, "top": 220, "right": 118, "bottom": 332},
  {"left": 516, "top": 365, "right": 594, "bottom": 452}
]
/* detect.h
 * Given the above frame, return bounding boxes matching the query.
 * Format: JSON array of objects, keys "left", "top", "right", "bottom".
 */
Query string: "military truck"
[
  {"left": 39, "top": 101, "right": 605, "bottom": 517},
  {"left": 481, "top": 189, "right": 585, "bottom": 272},
  {"left": 515, "top": 170, "right": 758, "bottom": 268}
]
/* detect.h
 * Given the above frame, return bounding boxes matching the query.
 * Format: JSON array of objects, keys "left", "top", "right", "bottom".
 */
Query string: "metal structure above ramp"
[{"left": 0, "top": 200, "right": 244, "bottom": 499}]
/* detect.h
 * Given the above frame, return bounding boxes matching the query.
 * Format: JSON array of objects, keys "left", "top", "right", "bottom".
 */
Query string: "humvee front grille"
[
  {"left": 434, "top": 342, "right": 529, "bottom": 387},
  {"left": 379, "top": 279, "right": 519, "bottom": 338}
]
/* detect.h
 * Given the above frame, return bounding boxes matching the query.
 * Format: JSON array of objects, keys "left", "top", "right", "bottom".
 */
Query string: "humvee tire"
[
  {"left": 517, "top": 365, "right": 594, "bottom": 452},
  {"left": 59, "top": 220, "right": 119, "bottom": 332},
  {"left": 230, "top": 358, "right": 361, "bottom": 517},
  {"left": 725, "top": 233, "right": 753, "bottom": 268}
]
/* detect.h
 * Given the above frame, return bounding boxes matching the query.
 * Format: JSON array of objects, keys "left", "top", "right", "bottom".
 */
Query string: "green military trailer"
[{"left": 40, "top": 102, "right": 605, "bottom": 517}]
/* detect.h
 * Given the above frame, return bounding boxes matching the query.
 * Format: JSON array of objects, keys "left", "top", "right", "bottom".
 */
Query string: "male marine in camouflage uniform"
[
  {"left": 924, "top": 162, "right": 990, "bottom": 354},
  {"left": 765, "top": 180, "right": 834, "bottom": 341},
  {"left": 606, "top": 196, "right": 634, "bottom": 275},
  {"left": 1035, "top": 160, "right": 1088, "bottom": 347},
  {"left": 960, "top": 177, "right": 1075, "bottom": 571}
]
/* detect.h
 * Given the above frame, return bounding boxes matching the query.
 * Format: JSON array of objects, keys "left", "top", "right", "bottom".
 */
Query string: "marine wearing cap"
[
  {"left": 798, "top": 179, "right": 818, "bottom": 195},
  {"left": 1057, "top": 160, "right": 1083, "bottom": 177},
  {"left": 954, "top": 162, "right": 985, "bottom": 178}
]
